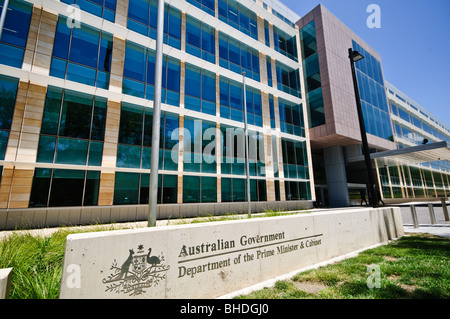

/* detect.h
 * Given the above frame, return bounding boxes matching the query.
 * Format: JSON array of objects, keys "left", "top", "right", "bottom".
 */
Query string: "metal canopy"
[{"left": 347, "top": 141, "right": 450, "bottom": 167}]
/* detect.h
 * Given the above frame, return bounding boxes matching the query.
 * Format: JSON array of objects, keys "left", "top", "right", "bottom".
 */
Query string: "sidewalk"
[
  {"left": 403, "top": 224, "right": 450, "bottom": 238},
  {"left": 397, "top": 201, "right": 450, "bottom": 238}
]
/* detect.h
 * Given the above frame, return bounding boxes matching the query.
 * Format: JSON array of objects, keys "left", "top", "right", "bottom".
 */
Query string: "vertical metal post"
[
  {"left": 242, "top": 72, "right": 251, "bottom": 218},
  {"left": 410, "top": 205, "right": 419, "bottom": 229},
  {"left": 148, "top": 0, "right": 165, "bottom": 227},
  {"left": 428, "top": 203, "right": 436, "bottom": 225},
  {"left": 0, "top": 0, "right": 10, "bottom": 40},
  {"left": 441, "top": 198, "right": 450, "bottom": 221},
  {"left": 348, "top": 48, "right": 378, "bottom": 208}
]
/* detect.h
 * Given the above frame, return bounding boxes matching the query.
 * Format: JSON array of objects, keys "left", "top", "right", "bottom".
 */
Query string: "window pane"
[
  {"left": 221, "top": 177, "right": 232, "bottom": 202},
  {"left": 114, "top": 172, "right": 140, "bottom": 204},
  {"left": 52, "top": 16, "right": 71, "bottom": 60},
  {"left": 119, "top": 103, "right": 143, "bottom": 145},
  {"left": 41, "top": 87, "right": 63, "bottom": 135},
  {"left": 36, "top": 135, "right": 56, "bottom": 163},
  {"left": 59, "top": 90, "right": 93, "bottom": 139},
  {"left": 201, "top": 176, "right": 216, "bottom": 202},
  {"left": 0, "top": 74, "right": 19, "bottom": 130},
  {"left": 83, "top": 170, "right": 100, "bottom": 206},
  {"left": 124, "top": 42, "right": 146, "bottom": 82},
  {"left": 183, "top": 175, "right": 200, "bottom": 203},
  {"left": 162, "top": 174, "right": 177, "bottom": 203},
  {"left": 116, "top": 144, "right": 141, "bottom": 168},
  {"left": 49, "top": 169, "right": 85, "bottom": 206},
  {"left": 69, "top": 24, "right": 100, "bottom": 68},
  {"left": 55, "top": 137, "right": 89, "bottom": 165},
  {"left": 185, "top": 64, "right": 200, "bottom": 98},
  {"left": 29, "top": 168, "right": 51, "bottom": 207}
]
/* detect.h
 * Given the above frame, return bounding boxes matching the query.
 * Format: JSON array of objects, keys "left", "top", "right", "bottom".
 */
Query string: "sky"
[{"left": 281, "top": 0, "right": 450, "bottom": 127}]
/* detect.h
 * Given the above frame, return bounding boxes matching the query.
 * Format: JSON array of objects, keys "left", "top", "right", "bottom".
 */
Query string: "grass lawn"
[
  {"left": 0, "top": 223, "right": 449, "bottom": 299},
  {"left": 237, "top": 233, "right": 450, "bottom": 299}
]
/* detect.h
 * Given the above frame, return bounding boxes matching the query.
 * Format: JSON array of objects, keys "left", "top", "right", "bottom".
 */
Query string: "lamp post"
[
  {"left": 242, "top": 72, "right": 251, "bottom": 218},
  {"left": 148, "top": 0, "right": 165, "bottom": 227},
  {"left": 348, "top": 48, "right": 378, "bottom": 208}
]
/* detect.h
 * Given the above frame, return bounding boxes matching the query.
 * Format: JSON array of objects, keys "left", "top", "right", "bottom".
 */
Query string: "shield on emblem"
[{"left": 132, "top": 255, "right": 147, "bottom": 273}]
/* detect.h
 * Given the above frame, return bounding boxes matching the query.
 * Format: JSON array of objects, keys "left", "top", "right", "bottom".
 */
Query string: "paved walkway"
[{"left": 396, "top": 201, "right": 450, "bottom": 238}]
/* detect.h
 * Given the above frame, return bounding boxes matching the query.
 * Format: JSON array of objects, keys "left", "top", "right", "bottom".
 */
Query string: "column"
[
  {"left": 323, "top": 145, "right": 349, "bottom": 207},
  {"left": 98, "top": 100, "right": 121, "bottom": 206}
]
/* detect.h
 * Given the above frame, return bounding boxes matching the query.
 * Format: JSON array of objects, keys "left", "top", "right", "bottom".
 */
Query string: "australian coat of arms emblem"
[{"left": 102, "top": 244, "right": 170, "bottom": 296}]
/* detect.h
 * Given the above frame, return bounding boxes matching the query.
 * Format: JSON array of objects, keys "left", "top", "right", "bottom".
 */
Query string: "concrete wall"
[{"left": 59, "top": 206, "right": 403, "bottom": 299}]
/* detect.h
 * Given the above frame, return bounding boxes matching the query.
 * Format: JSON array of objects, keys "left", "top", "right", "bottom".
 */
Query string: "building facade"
[
  {"left": 379, "top": 82, "right": 450, "bottom": 200},
  {"left": 0, "top": 0, "right": 315, "bottom": 229},
  {"left": 296, "top": 5, "right": 450, "bottom": 207},
  {"left": 0, "top": 0, "right": 448, "bottom": 229}
]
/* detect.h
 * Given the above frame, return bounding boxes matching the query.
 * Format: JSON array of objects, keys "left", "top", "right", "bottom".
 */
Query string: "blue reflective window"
[
  {"left": 0, "top": 0, "right": 32, "bottom": 68},
  {"left": 62, "top": 0, "right": 116, "bottom": 22},
  {"left": 353, "top": 40, "right": 393, "bottom": 141},
  {"left": 276, "top": 61, "right": 301, "bottom": 98},
  {"left": 37, "top": 87, "right": 106, "bottom": 166},
  {"left": 50, "top": 16, "right": 112, "bottom": 89},
  {"left": 219, "top": 76, "right": 263, "bottom": 127},
  {"left": 123, "top": 41, "right": 180, "bottom": 106},
  {"left": 187, "top": 0, "right": 215, "bottom": 16},
  {"left": 281, "top": 138, "right": 309, "bottom": 181},
  {"left": 186, "top": 15, "right": 215, "bottom": 63},
  {"left": 218, "top": 0, "right": 257, "bottom": 40},
  {"left": 127, "top": 0, "right": 181, "bottom": 49},
  {"left": 219, "top": 32, "right": 259, "bottom": 81},
  {"left": 278, "top": 98, "right": 304, "bottom": 137},
  {"left": 273, "top": 26, "right": 298, "bottom": 62},
  {"left": 185, "top": 64, "right": 216, "bottom": 115}
]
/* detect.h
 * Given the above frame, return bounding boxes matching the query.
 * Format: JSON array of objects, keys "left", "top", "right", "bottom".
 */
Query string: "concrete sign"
[{"left": 60, "top": 207, "right": 403, "bottom": 298}]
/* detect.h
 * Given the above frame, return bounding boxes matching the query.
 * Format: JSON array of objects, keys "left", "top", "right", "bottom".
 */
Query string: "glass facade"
[
  {"left": 185, "top": 64, "right": 216, "bottom": 115},
  {"left": 219, "top": 32, "right": 260, "bottom": 81},
  {"left": 113, "top": 172, "right": 177, "bottom": 205},
  {"left": 50, "top": 16, "right": 113, "bottom": 89},
  {"left": 300, "top": 20, "right": 325, "bottom": 128},
  {"left": 273, "top": 26, "right": 297, "bottom": 62},
  {"left": 352, "top": 40, "right": 393, "bottom": 141},
  {"left": 30, "top": 168, "right": 101, "bottom": 207},
  {"left": 61, "top": 0, "right": 116, "bottom": 22},
  {"left": 0, "top": 0, "right": 32, "bottom": 68},
  {"left": 183, "top": 117, "right": 216, "bottom": 174},
  {"left": 218, "top": 0, "right": 258, "bottom": 40},
  {"left": 37, "top": 87, "right": 107, "bottom": 166},
  {"left": 185, "top": 15, "right": 215, "bottom": 64},
  {"left": 0, "top": 0, "right": 319, "bottom": 220},
  {"left": 276, "top": 61, "right": 301, "bottom": 98},
  {"left": 122, "top": 41, "right": 180, "bottom": 106},
  {"left": 127, "top": 0, "right": 181, "bottom": 49},
  {"left": 0, "top": 75, "right": 19, "bottom": 161},
  {"left": 116, "top": 102, "right": 178, "bottom": 171}
]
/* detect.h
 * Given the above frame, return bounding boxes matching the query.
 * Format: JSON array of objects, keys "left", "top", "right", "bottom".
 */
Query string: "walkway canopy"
[{"left": 347, "top": 141, "right": 450, "bottom": 168}]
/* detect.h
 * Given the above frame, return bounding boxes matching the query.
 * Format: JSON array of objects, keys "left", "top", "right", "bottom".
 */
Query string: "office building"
[{"left": 0, "top": 0, "right": 448, "bottom": 229}]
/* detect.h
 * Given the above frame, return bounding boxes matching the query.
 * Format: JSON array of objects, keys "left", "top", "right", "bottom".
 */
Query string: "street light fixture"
[{"left": 348, "top": 48, "right": 378, "bottom": 208}]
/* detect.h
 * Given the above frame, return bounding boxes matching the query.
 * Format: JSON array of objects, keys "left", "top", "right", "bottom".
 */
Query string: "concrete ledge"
[
  {"left": 59, "top": 207, "right": 403, "bottom": 299},
  {"left": 0, "top": 200, "right": 313, "bottom": 230},
  {"left": 0, "top": 268, "right": 13, "bottom": 299}
]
